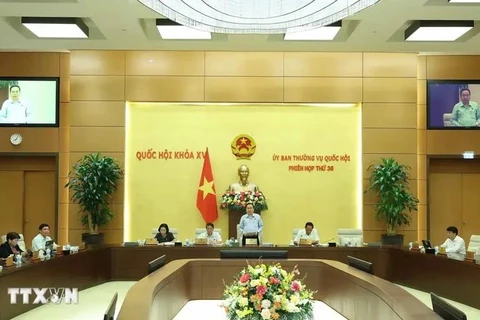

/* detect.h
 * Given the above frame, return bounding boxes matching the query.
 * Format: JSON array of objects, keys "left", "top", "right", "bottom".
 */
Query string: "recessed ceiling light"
[
  {"left": 448, "top": 0, "right": 480, "bottom": 3},
  {"left": 405, "top": 20, "right": 473, "bottom": 41},
  {"left": 284, "top": 22, "right": 341, "bottom": 41},
  {"left": 21, "top": 17, "right": 89, "bottom": 38},
  {"left": 156, "top": 19, "right": 211, "bottom": 40}
]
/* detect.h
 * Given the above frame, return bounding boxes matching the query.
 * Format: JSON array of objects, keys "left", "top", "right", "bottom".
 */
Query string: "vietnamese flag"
[{"left": 196, "top": 148, "right": 218, "bottom": 222}]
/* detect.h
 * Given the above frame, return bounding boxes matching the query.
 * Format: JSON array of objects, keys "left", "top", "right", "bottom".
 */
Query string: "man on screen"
[
  {"left": 0, "top": 85, "right": 32, "bottom": 123},
  {"left": 450, "top": 88, "right": 480, "bottom": 127}
]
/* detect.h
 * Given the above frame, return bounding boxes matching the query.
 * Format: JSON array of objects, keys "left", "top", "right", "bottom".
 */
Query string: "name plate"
[
  {"left": 145, "top": 238, "right": 158, "bottom": 246},
  {"left": 195, "top": 238, "right": 207, "bottom": 245},
  {"left": 299, "top": 238, "right": 312, "bottom": 246},
  {"left": 466, "top": 251, "right": 475, "bottom": 260},
  {"left": 5, "top": 256, "right": 14, "bottom": 267},
  {"left": 245, "top": 238, "right": 258, "bottom": 247},
  {"left": 32, "top": 251, "right": 40, "bottom": 260}
]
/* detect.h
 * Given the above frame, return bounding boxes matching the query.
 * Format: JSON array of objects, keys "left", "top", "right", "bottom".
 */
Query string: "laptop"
[
  {"left": 45, "top": 240, "right": 54, "bottom": 251},
  {"left": 422, "top": 240, "right": 432, "bottom": 249}
]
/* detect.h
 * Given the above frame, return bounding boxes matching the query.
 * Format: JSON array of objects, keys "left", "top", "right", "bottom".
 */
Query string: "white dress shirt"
[
  {"left": 198, "top": 231, "right": 222, "bottom": 243},
  {"left": 294, "top": 229, "right": 320, "bottom": 243},
  {"left": 239, "top": 213, "right": 263, "bottom": 234},
  {"left": 1, "top": 99, "right": 31, "bottom": 123},
  {"left": 441, "top": 235, "right": 466, "bottom": 261},
  {"left": 31, "top": 233, "right": 53, "bottom": 252}
]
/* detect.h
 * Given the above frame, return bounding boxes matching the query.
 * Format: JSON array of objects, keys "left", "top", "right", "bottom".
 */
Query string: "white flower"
[
  {"left": 274, "top": 295, "right": 282, "bottom": 303},
  {"left": 285, "top": 302, "right": 300, "bottom": 313},
  {"left": 238, "top": 297, "right": 248, "bottom": 307},
  {"left": 250, "top": 279, "right": 260, "bottom": 287},
  {"left": 261, "top": 299, "right": 271, "bottom": 309},
  {"left": 290, "top": 294, "right": 300, "bottom": 305},
  {"left": 261, "top": 308, "right": 271, "bottom": 319}
]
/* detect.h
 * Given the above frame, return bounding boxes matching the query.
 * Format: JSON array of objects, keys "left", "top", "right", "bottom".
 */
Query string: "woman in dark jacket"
[
  {"left": 155, "top": 223, "right": 175, "bottom": 244},
  {"left": 0, "top": 232, "right": 23, "bottom": 259}
]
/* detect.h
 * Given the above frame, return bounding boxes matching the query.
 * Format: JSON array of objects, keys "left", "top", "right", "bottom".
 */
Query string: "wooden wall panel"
[
  {"left": 205, "top": 52, "right": 284, "bottom": 76},
  {"left": 65, "top": 51, "right": 427, "bottom": 244},
  {"left": 70, "top": 76, "right": 125, "bottom": 101},
  {"left": 60, "top": 53, "right": 71, "bottom": 103},
  {"left": 361, "top": 53, "right": 419, "bottom": 243},
  {"left": 363, "top": 53, "right": 418, "bottom": 78},
  {"left": 427, "top": 131, "right": 480, "bottom": 155},
  {"left": 284, "top": 52, "right": 363, "bottom": 77},
  {"left": 126, "top": 76, "right": 204, "bottom": 102},
  {"left": 362, "top": 103, "right": 416, "bottom": 128},
  {"left": 0, "top": 128, "right": 58, "bottom": 153},
  {"left": 0, "top": 52, "right": 60, "bottom": 77},
  {"left": 69, "top": 101, "right": 125, "bottom": 127},
  {"left": 70, "top": 51, "right": 125, "bottom": 76},
  {"left": 426, "top": 56, "right": 480, "bottom": 80},
  {"left": 284, "top": 78, "right": 362, "bottom": 103},
  {"left": 363, "top": 129, "right": 417, "bottom": 154},
  {"left": 0, "top": 52, "right": 68, "bottom": 243},
  {"left": 363, "top": 78, "right": 417, "bottom": 103},
  {"left": 205, "top": 77, "right": 283, "bottom": 102},
  {"left": 126, "top": 51, "right": 205, "bottom": 76},
  {"left": 69, "top": 51, "right": 126, "bottom": 244},
  {"left": 69, "top": 127, "right": 125, "bottom": 152}
]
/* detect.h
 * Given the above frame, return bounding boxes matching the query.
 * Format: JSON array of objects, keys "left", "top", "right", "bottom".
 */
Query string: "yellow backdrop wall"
[{"left": 125, "top": 103, "right": 362, "bottom": 244}]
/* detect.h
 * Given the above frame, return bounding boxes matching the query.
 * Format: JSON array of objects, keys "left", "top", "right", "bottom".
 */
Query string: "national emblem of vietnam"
[{"left": 230, "top": 134, "right": 256, "bottom": 160}]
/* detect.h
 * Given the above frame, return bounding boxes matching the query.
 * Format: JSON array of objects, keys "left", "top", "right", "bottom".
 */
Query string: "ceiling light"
[
  {"left": 21, "top": 17, "right": 89, "bottom": 38},
  {"left": 284, "top": 21, "right": 341, "bottom": 41},
  {"left": 156, "top": 19, "right": 211, "bottom": 40},
  {"left": 139, "top": 0, "right": 380, "bottom": 34},
  {"left": 448, "top": 0, "right": 480, "bottom": 3},
  {"left": 405, "top": 20, "right": 473, "bottom": 41}
]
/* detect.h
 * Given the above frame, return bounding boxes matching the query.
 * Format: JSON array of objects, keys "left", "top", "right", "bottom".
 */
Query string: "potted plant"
[
  {"left": 366, "top": 157, "right": 419, "bottom": 247},
  {"left": 65, "top": 153, "right": 124, "bottom": 245}
]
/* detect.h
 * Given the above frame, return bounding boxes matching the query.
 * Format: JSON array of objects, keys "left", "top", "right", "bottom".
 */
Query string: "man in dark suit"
[{"left": 0, "top": 232, "right": 23, "bottom": 259}]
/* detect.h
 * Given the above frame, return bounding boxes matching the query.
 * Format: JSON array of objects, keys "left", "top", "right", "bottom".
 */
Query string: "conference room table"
[{"left": 0, "top": 245, "right": 478, "bottom": 319}]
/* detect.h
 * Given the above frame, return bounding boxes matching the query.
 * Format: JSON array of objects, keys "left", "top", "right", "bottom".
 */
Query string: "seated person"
[
  {"left": 239, "top": 203, "right": 263, "bottom": 246},
  {"left": 197, "top": 222, "right": 222, "bottom": 244},
  {"left": 294, "top": 222, "right": 319, "bottom": 245},
  {"left": 155, "top": 223, "right": 175, "bottom": 244},
  {"left": 32, "top": 223, "right": 57, "bottom": 252},
  {"left": 0, "top": 232, "right": 23, "bottom": 259},
  {"left": 440, "top": 226, "right": 466, "bottom": 261}
]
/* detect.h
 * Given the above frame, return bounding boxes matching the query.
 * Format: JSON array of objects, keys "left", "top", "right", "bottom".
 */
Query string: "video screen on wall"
[
  {"left": 0, "top": 77, "right": 59, "bottom": 127},
  {"left": 427, "top": 80, "right": 480, "bottom": 129}
]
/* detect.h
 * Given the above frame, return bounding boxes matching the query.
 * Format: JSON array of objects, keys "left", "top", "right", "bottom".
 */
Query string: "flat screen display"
[
  {"left": 0, "top": 77, "right": 59, "bottom": 127},
  {"left": 427, "top": 80, "right": 480, "bottom": 129}
]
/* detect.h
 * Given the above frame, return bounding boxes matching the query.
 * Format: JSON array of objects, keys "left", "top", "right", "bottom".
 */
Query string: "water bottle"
[
  {"left": 46, "top": 248, "right": 51, "bottom": 259},
  {"left": 15, "top": 254, "right": 22, "bottom": 266},
  {"left": 185, "top": 239, "right": 190, "bottom": 247}
]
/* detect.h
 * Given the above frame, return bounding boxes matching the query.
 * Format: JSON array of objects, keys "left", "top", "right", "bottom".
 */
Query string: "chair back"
[
  {"left": 337, "top": 228, "right": 363, "bottom": 246},
  {"left": 1, "top": 234, "right": 26, "bottom": 252},
  {"left": 195, "top": 228, "right": 222, "bottom": 238},
  {"left": 468, "top": 234, "right": 480, "bottom": 252}
]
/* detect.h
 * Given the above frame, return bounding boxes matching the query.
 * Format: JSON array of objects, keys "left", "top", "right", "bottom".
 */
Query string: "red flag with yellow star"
[{"left": 196, "top": 148, "right": 218, "bottom": 222}]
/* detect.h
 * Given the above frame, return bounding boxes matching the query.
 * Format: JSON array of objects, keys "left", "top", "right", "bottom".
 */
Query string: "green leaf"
[
  {"left": 366, "top": 157, "right": 419, "bottom": 233},
  {"left": 65, "top": 153, "right": 124, "bottom": 233}
]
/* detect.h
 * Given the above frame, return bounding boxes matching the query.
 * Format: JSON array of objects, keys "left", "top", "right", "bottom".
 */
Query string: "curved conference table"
[{"left": 0, "top": 245, "right": 478, "bottom": 319}]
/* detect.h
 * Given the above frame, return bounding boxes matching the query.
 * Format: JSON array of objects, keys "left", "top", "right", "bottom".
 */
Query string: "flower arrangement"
[
  {"left": 220, "top": 190, "right": 268, "bottom": 213},
  {"left": 221, "top": 263, "right": 315, "bottom": 320}
]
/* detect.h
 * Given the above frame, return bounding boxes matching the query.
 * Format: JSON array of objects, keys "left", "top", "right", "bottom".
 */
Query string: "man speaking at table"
[{"left": 239, "top": 203, "right": 263, "bottom": 246}]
